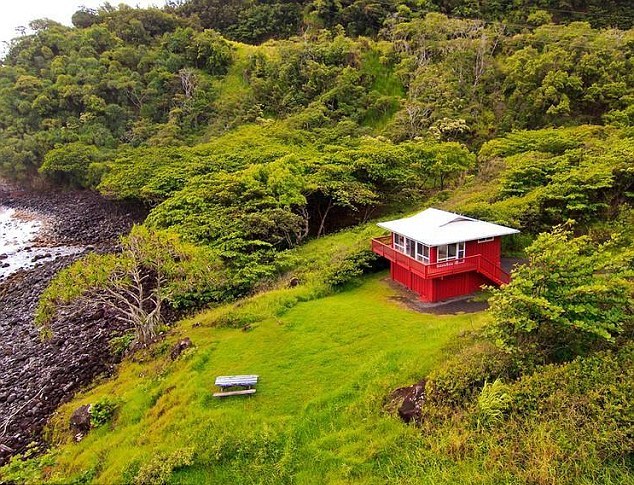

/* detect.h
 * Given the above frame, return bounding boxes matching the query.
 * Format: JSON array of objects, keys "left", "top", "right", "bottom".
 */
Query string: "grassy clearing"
[
  {"left": 36, "top": 274, "right": 488, "bottom": 484},
  {"left": 202, "top": 42, "right": 263, "bottom": 139},
  {"left": 360, "top": 49, "right": 405, "bottom": 130}
]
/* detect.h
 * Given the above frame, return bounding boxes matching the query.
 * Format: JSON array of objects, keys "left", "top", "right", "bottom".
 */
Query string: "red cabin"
[{"left": 371, "top": 208, "right": 519, "bottom": 302}]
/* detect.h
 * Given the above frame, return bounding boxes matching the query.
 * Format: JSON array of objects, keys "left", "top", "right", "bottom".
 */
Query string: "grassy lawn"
[{"left": 40, "top": 274, "right": 489, "bottom": 484}]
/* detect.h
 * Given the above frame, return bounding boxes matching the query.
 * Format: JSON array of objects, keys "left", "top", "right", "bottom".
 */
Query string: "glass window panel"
[
  {"left": 438, "top": 245, "right": 448, "bottom": 260},
  {"left": 415, "top": 242, "right": 429, "bottom": 263},
  {"left": 394, "top": 234, "right": 405, "bottom": 252},
  {"left": 406, "top": 238, "right": 416, "bottom": 258},
  {"left": 448, "top": 244, "right": 457, "bottom": 258}
]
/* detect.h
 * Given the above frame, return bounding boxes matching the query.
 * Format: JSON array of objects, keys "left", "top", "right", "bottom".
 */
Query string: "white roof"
[{"left": 377, "top": 208, "right": 519, "bottom": 246}]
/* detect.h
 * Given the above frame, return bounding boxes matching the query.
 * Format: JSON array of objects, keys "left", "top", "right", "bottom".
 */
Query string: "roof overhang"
[{"left": 377, "top": 208, "right": 520, "bottom": 246}]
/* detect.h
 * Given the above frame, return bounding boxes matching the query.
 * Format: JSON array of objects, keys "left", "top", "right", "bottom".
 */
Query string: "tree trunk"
[{"left": 317, "top": 200, "right": 333, "bottom": 238}]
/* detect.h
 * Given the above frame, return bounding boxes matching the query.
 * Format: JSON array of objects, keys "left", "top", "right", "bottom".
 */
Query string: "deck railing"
[{"left": 371, "top": 237, "right": 510, "bottom": 285}]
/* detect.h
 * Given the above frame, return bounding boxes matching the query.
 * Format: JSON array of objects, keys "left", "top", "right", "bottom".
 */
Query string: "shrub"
[
  {"left": 479, "top": 345, "right": 634, "bottom": 479},
  {"left": 473, "top": 379, "right": 511, "bottom": 429},
  {"left": 36, "top": 227, "right": 229, "bottom": 343},
  {"left": 425, "top": 340, "right": 515, "bottom": 409},
  {"left": 211, "top": 310, "right": 262, "bottom": 329},
  {"left": 510, "top": 345, "right": 634, "bottom": 434},
  {"left": 89, "top": 397, "right": 119, "bottom": 428},
  {"left": 134, "top": 447, "right": 195, "bottom": 485},
  {"left": 487, "top": 227, "right": 633, "bottom": 368},
  {"left": 0, "top": 445, "right": 55, "bottom": 485},
  {"left": 39, "top": 143, "right": 101, "bottom": 187},
  {"left": 109, "top": 333, "right": 136, "bottom": 357},
  {"left": 424, "top": 345, "right": 634, "bottom": 484},
  {"left": 323, "top": 249, "right": 383, "bottom": 288}
]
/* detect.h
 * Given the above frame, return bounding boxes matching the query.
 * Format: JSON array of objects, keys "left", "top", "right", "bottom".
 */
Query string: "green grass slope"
[{"left": 37, "top": 274, "right": 487, "bottom": 484}]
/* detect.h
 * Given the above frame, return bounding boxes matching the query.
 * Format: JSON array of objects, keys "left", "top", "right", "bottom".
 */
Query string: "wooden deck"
[{"left": 371, "top": 236, "right": 510, "bottom": 285}]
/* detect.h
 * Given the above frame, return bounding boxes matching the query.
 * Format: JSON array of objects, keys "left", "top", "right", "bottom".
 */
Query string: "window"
[
  {"left": 394, "top": 234, "right": 405, "bottom": 253},
  {"left": 437, "top": 244, "right": 448, "bottom": 261},
  {"left": 437, "top": 242, "right": 466, "bottom": 262},
  {"left": 478, "top": 237, "right": 494, "bottom": 243},
  {"left": 406, "top": 238, "right": 416, "bottom": 258},
  {"left": 416, "top": 242, "right": 430, "bottom": 263}
]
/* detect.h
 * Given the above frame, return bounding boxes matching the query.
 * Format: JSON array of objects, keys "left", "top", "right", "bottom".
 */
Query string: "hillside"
[
  {"left": 2, "top": 228, "right": 632, "bottom": 484},
  {"left": 16, "top": 276, "right": 489, "bottom": 483},
  {"left": 0, "top": 1, "right": 633, "bottom": 484}
]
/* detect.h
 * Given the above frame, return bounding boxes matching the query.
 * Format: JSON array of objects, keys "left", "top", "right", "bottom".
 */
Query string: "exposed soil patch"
[{"left": 0, "top": 182, "right": 146, "bottom": 464}]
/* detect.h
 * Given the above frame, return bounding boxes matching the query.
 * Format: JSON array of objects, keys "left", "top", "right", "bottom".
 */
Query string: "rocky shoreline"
[{"left": 0, "top": 183, "right": 146, "bottom": 464}]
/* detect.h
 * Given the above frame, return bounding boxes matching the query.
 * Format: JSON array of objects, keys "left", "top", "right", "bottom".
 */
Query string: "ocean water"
[{"left": 0, "top": 206, "right": 83, "bottom": 280}]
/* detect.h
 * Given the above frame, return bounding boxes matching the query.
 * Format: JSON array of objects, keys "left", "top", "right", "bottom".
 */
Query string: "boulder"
[
  {"left": 393, "top": 379, "right": 426, "bottom": 424},
  {"left": 170, "top": 337, "right": 193, "bottom": 360},
  {"left": 70, "top": 404, "right": 92, "bottom": 434}
]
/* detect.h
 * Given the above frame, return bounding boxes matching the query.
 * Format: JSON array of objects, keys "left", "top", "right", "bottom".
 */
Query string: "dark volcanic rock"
[
  {"left": 70, "top": 404, "right": 92, "bottom": 434},
  {"left": 0, "top": 258, "right": 130, "bottom": 465},
  {"left": 390, "top": 379, "right": 426, "bottom": 424},
  {"left": 0, "top": 184, "right": 146, "bottom": 248},
  {"left": 170, "top": 337, "right": 193, "bottom": 360},
  {"left": 0, "top": 184, "right": 146, "bottom": 465}
]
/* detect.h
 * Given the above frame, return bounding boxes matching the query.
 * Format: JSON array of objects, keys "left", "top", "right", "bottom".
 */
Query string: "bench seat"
[{"left": 213, "top": 389, "right": 257, "bottom": 397}]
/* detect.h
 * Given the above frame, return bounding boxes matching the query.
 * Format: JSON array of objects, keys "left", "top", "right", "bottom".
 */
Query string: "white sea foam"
[{"left": 0, "top": 206, "right": 83, "bottom": 280}]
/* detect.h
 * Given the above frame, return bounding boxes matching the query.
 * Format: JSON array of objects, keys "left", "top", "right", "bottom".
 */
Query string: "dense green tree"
[
  {"left": 39, "top": 142, "right": 101, "bottom": 186},
  {"left": 488, "top": 227, "right": 633, "bottom": 367},
  {"left": 501, "top": 23, "right": 634, "bottom": 129}
]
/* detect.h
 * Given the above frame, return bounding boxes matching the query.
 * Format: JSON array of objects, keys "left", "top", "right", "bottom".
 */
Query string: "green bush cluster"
[
  {"left": 89, "top": 397, "right": 119, "bottom": 428},
  {"left": 0, "top": 445, "right": 56, "bottom": 485},
  {"left": 511, "top": 344, "right": 633, "bottom": 429},
  {"left": 35, "top": 226, "right": 237, "bottom": 337},
  {"left": 109, "top": 333, "right": 136, "bottom": 357},
  {"left": 132, "top": 447, "right": 195, "bottom": 485},
  {"left": 479, "top": 345, "right": 634, "bottom": 480},
  {"left": 210, "top": 311, "right": 262, "bottom": 329},
  {"left": 418, "top": 344, "right": 634, "bottom": 485},
  {"left": 455, "top": 126, "right": 634, "bottom": 232},
  {"left": 424, "top": 340, "right": 515, "bottom": 409},
  {"left": 323, "top": 248, "right": 383, "bottom": 289},
  {"left": 488, "top": 227, "right": 633, "bottom": 368}
]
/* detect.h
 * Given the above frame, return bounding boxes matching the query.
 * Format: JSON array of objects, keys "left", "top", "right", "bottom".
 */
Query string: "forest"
[{"left": 0, "top": 0, "right": 632, "bottom": 483}]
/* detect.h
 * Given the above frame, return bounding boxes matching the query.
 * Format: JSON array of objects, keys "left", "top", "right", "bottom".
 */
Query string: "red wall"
[
  {"left": 391, "top": 262, "right": 434, "bottom": 301},
  {"left": 465, "top": 237, "right": 501, "bottom": 263},
  {"left": 390, "top": 260, "right": 490, "bottom": 302},
  {"left": 388, "top": 237, "right": 502, "bottom": 302},
  {"left": 391, "top": 262, "right": 410, "bottom": 287},
  {"left": 433, "top": 272, "right": 488, "bottom": 301}
]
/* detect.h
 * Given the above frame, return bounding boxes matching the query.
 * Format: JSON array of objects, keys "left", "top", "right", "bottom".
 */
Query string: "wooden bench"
[{"left": 213, "top": 374, "right": 259, "bottom": 397}]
